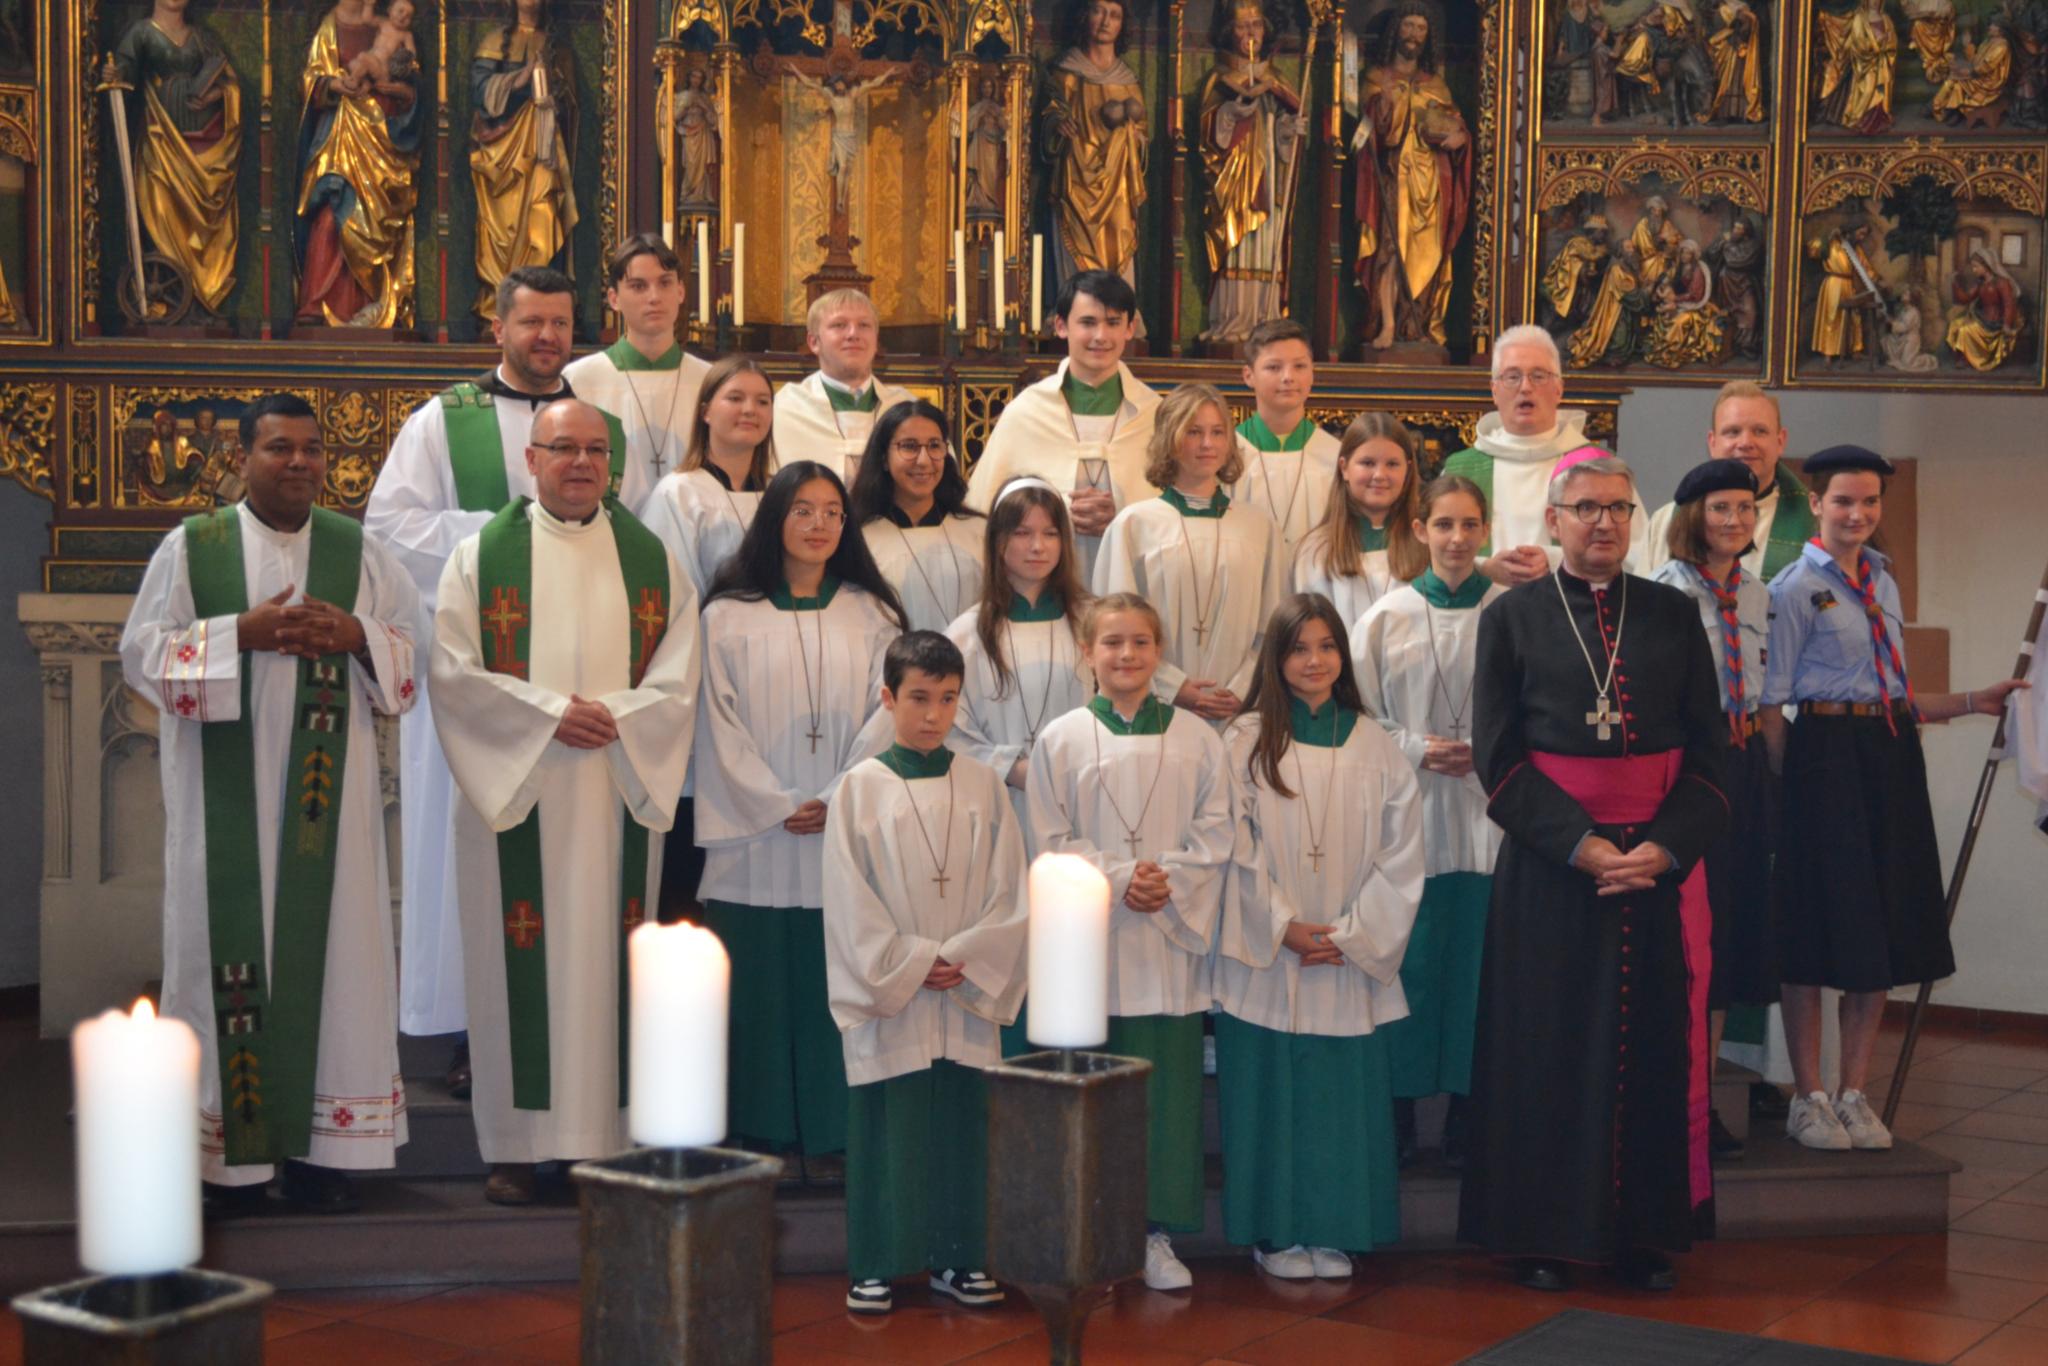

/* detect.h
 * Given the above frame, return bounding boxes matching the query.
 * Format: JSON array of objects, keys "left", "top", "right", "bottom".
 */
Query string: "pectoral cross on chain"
[{"left": 1586, "top": 695, "right": 1621, "bottom": 741}]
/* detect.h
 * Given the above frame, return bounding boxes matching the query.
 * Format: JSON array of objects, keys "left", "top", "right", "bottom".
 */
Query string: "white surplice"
[
  {"left": 1093, "top": 496, "right": 1287, "bottom": 705},
  {"left": 962, "top": 360, "right": 1162, "bottom": 581},
  {"left": 822, "top": 753, "right": 1029, "bottom": 1085},
  {"left": 121, "top": 505, "right": 420, "bottom": 1183},
  {"left": 429, "top": 503, "right": 700, "bottom": 1163},
  {"left": 1291, "top": 529, "right": 1398, "bottom": 633},
  {"left": 693, "top": 586, "right": 900, "bottom": 908},
  {"left": 368, "top": 378, "right": 558, "bottom": 1036},
  {"left": 772, "top": 372, "right": 917, "bottom": 483},
  {"left": 639, "top": 467, "right": 765, "bottom": 598},
  {"left": 863, "top": 514, "right": 987, "bottom": 632},
  {"left": 562, "top": 347, "right": 711, "bottom": 511},
  {"left": 1025, "top": 704, "right": 1234, "bottom": 1017},
  {"left": 1216, "top": 712, "right": 1425, "bottom": 1035},
  {"left": 943, "top": 605, "right": 1094, "bottom": 845},
  {"left": 1462, "top": 410, "right": 1649, "bottom": 571},
  {"left": 1351, "top": 583, "right": 1506, "bottom": 877},
  {"left": 1231, "top": 425, "right": 1342, "bottom": 555}
]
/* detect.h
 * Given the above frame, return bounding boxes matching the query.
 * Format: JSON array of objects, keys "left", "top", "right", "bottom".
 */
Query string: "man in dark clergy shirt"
[{"left": 1457, "top": 452, "right": 1729, "bottom": 1293}]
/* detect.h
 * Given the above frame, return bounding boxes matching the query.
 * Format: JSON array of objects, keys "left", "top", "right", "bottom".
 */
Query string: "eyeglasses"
[
  {"left": 790, "top": 503, "right": 846, "bottom": 527},
  {"left": 532, "top": 441, "right": 612, "bottom": 465},
  {"left": 891, "top": 439, "right": 949, "bottom": 462},
  {"left": 1492, "top": 369, "right": 1560, "bottom": 390},
  {"left": 1703, "top": 500, "right": 1758, "bottom": 523},
  {"left": 1552, "top": 500, "right": 1635, "bottom": 524}
]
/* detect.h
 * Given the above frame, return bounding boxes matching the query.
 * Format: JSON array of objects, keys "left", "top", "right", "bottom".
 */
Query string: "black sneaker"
[
  {"left": 846, "top": 1278, "right": 893, "bottom": 1315},
  {"left": 1750, "top": 1081, "right": 1790, "bottom": 1121},
  {"left": 280, "top": 1160, "right": 360, "bottom": 1214},
  {"left": 929, "top": 1268, "right": 1004, "bottom": 1308},
  {"left": 1709, "top": 1108, "right": 1746, "bottom": 1160},
  {"left": 1612, "top": 1247, "right": 1676, "bottom": 1292},
  {"left": 201, "top": 1179, "right": 269, "bottom": 1220}
]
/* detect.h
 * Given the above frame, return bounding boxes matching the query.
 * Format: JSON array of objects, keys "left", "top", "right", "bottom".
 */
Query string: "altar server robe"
[
  {"left": 639, "top": 467, "right": 765, "bottom": 597},
  {"left": 429, "top": 503, "right": 700, "bottom": 1163},
  {"left": 863, "top": 512, "right": 987, "bottom": 633},
  {"left": 1232, "top": 425, "right": 1341, "bottom": 555},
  {"left": 772, "top": 372, "right": 917, "bottom": 481},
  {"left": 562, "top": 342, "right": 710, "bottom": 511},
  {"left": 122, "top": 505, "right": 420, "bottom": 1183},
  {"left": 1292, "top": 532, "right": 1398, "bottom": 635},
  {"left": 822, "top": 753, "right": 1029, "bottom": 1085},
  {"left": 944, "top": 603, "right": 1094, "bottom": 841}
]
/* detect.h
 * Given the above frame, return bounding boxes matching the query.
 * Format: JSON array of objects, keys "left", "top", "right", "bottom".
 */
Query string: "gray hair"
[
  {"left": 1547, "top": 454, "right": 1636, "bottom": 505},
  {"left": 1491, "top": 324, "right": 1562, "bottom": 376}
]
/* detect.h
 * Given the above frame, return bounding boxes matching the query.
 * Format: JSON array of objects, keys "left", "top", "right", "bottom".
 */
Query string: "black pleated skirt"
[{"left": 1703, "top": 735, "right": 1780, "bottom": 1010}]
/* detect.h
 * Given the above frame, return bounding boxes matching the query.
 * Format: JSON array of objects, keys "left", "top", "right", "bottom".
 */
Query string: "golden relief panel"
[
  {"left": 107, "top": 385, "right": 396, "bottom": 511},
  {"left": 0, "top": 382, "right": 58, "bottom": 500},
  {"left": 68, "top": 387, "right": 100, "bottom": 507}
]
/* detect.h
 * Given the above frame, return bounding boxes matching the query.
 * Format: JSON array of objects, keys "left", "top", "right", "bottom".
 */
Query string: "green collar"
[
  {"left": 878, "top": 743, "right": 953, "bottom": 779},
  {"left": 769, "top": 574, "right": 842, "bottom": 610},
  {"left": 1288, "top": 696, "right": 1359, "bottom": 747},
  {"left": 1354, "top": 517, "right": 1389, "bottom": 552},
  {"left": 1239, "top": 413, "right": 1314, "bottom": 452},
  {"left": 824, "top": 378, "right": 879, "bottom": 412},
  {"left": 1162, "top": 486, "right": 1229, "bottom": 518},
  {"left": 1089, "top": 693, "right": 1174, "bottom": 736},
  {"left": 882, "top": 502, "right": 950, "bottom": 529},
  {"left": 1062, "top": 370, "right": 1124, "bottom": 417},
  {"left": 605, "top": 337, "right": 684, "bottom": 372},
  {"left": 1415, "top": 568, "right": 1489, "bottom": 608},
  {"left": 1010, "top": 589, "right": 1065, "bottom": 622}
]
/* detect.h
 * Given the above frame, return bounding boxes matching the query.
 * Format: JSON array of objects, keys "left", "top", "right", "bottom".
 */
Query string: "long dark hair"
[
  {"left": 1370, "top": 0, "right": 1440, "bottom": 72},
  {"left": 975, "top": 478, "right": 1092, "bottom": 697},
  {"left": 704, "top": 461, "right": 908, "bottom": 630},
  {"left": 681, "top": 355, "right": 778, "bottom": 491},
  {"left": 847, "top": 400, "right": 979, "bottom": 525},
  {"left": 1238, "top": 593, "right": 1368, "bottom": 799}
]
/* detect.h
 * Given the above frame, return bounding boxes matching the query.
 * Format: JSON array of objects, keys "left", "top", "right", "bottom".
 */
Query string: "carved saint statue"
[
  {"left": 1902, "top": 0, "right": 1957, "bottom": 83},
  {"left": 671, "top": 67, "right": 719, "bottom": 209},
  {"left": 1042, "top": 0, "right": 1149, "bottom": 294},
  {"left": 1568, "top": 195, "right": 1682, "bottom": 368},
  {"left": 1811, "top": 223, "right": 1882, "bottom": 366},
  {"left": 1351, "top": 2, "right": 1471, "bottom": 351},
  {"left": 294, "top": 0, "right": 424, "bottom": 327},
  {"left": 957, "top": 73, "right": 1007, "bottom": 218},
  {"left": 1932, "top": 19, "right": 2016, "bottom": 126},
  {"left": 794, "top": 68, "right": 890, "bottom": 212},
  {"left": 1816, "top": 0, "right": 1898, "bottom": 135},
  {"left": 1196, "top": 1, "right": 1305, "bottom": 342},
  {"left": 1946, "top": 245, "right": 2024, "bottom": 370},
  {"left": 103, "top": 0, "right": 243, "bottom": 315},
  {"left": 1704, "top": 0, "right": 1767, "bottom": 123},
  {"left": 470, "top": 0, "right": 579, "bottom": 320}
]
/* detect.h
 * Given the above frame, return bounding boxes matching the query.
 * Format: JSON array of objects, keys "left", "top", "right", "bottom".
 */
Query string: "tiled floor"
[{"left": 11, "top": 1016, "right": 2048, "bottom": 1364}]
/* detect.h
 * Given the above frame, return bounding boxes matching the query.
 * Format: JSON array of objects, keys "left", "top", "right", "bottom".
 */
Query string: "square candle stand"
[
  {"left": 570, "top": 1144, "right": 783, "bottom": 1366},
  {"left": 985, "top": 1049, "right": 1152, "bottom": 1365},
  {"left": 11, "top": 1269, "right": 273, "bottom": 1365}
]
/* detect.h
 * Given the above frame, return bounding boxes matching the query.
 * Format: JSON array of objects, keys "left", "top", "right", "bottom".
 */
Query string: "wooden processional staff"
[{"left": 1882, "top": 553, "right": 2048, "bottom": 1127}]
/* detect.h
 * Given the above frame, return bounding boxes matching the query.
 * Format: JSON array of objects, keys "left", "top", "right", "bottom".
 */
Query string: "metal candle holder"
[
  {"left": 985, "top": 1048, "right": 1152, "bottom": 1365},
  {"left": 569, "top": 1144, "right": 782, "bottom": 1366},
  {"left": 10, "top": 1268, "right": 272, "bottom": 1365}
]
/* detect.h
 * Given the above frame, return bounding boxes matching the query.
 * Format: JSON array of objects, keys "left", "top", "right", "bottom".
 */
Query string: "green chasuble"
[
  {"left": 185, "top": 505, "right": 363, "bottom": 1166},
  {"left": 476, "top": 497, "right": 671, "bottom": 1109},
  {"left": 825, "top": 379, "right": 881, "bottom": 413},
  {"left": 1761, "top": 464, "right": 1814, "bottom": 581},
  {"left": 1061, "top": 371, "right": 1123, "bottom": 416},
  {"left": 1161, "top": 486, "right": 1229, "bottom": 518},
  {"left": 440, "top": 380, "right": 630, "bottom": 511},
  {"left": 1238, "top": 413, "right": 1315, "bottom": 452}
]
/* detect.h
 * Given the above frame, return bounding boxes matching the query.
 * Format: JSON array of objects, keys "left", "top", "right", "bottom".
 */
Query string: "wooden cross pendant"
[
  {"left": 1586, "top": 696, "right": 1621, "bottom": 741},
  {"left": 1125, "top": 832, "right": 1143, "bottom": 856},
  {"left": 1194, "top": 621, "right": 1210, "bottom": 646},
  {"left": 1306, "top": 844, "right": 1325, "bottom": 874},
  {"left": 648, "top": 449, "right": 669, "bottom": 478},
  {"left": 1445, "top": 718, "right": 1466, "bottom": 740},
  {"left": 932, "top": 871, "right": 950, "bottom": 897},
  {"left": 806, "top": 723, "right": 823, "bottom": 753}
]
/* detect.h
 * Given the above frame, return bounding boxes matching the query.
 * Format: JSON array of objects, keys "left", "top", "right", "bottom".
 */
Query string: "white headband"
[{"left": 994, "top": 475, "right": 1063, "bottom": 509}]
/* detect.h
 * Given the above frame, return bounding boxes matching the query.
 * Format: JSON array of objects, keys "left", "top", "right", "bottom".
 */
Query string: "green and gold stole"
[
  {"left": 1761, "top": 465, "right": 1814, "bottom": 581},
  {"left": 476, "top": 496, "right": 670, "bottom": 1110},
  {"left": 185, "top": 504, "right": 363, "bottom": 1166},
  {"left": 441, "top": 382, "right": 630, "bottom": 510}
]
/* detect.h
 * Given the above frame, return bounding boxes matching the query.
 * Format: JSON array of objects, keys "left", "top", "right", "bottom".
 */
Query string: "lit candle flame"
[{"left": 134, "top": 997, "right": 155, "bottom": 1022}]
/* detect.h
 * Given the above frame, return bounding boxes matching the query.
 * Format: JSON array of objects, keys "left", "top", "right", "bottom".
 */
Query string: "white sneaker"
[
  {"left": 1309, "top": 1247, "right": 1354, "bottom": 1279},
  {"left": 1833, "top": 1089, "right": 1895, "bottom": 1151},
  {"left": 1144, "top": 1230, "right": 1193, "bottom": 1291},
  {"left": 1787, "top": 1090, "right": 1852, "bottom": 1151},
  {"left": 1252, "top": 1244, "right": 1316, "bottom": 1280}
]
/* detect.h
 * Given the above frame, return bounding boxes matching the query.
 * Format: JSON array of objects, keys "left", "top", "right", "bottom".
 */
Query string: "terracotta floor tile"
[
  {"left": 1893, "top": 1079, "right": 2023, "bottom": 1111},
  {"left": 775, "top": 1274, "right": 861, "bottom": 1332},
  {"left": 0, "top": 1310, "right": 20, "bottom": 1366},
  {"left": 1826, "top": 1255, "right": 2048, "bottom": 1322},
  {"left": 1921, "top": 1132, "right": 2048, "bottom": 1178},
  {"left": 263, "top": 1319, "right": 474, "bottom": 1366},
  {"left": 772, "top": 1299, "right": 1042, "bottom": 1364},
  {"left": 512, "top": 1281, "right": 579, "bottom": 1306},
  {"left": 1758, "top": 1299, "right": 1997, "bottom": 1363},
  {"left": 1954, "top": 1196, "right": 1990, "bottom": 1223},
  {"left": 1225, "top": 1317, "right": 1474, "bottom": 1366},
  {"left": 490, "top": 1323, "right": 580, "bottom": 1365},
  {"left": 2014, "top": 1295, "right": 2048, "bottom": 1329},
  {"left": 1990, "top": 1091, "right": 2048, "bottom": 1119},
  {"left": 1903, "top": 1232, "right": 2048, "bottom": 1284},
  {"left": 1188, "top": 1256, "right": 1390, "bottom": 1316},
  {"left": 272, "top": 1283, "right": 450, "bottom": 1320},
  {"left": 955, "top": 1335, "right": 1206, "bottom": 1365},
  {"left": 1945, "top": 1041, "right": 2048, "bottom": 1070},
  {"left": 772, "top": 1347, "right": 893, "bottom": 1366},
  {"left": 356, "top": 1285, "right": 580, "bottom": 1349},
  {"left": 1954, "top": 1323, "right": 2048, "bottom": 1365},
  {"left": 2000, "top": 1169, "right": 2048, "bottom": 1208},
  {"left": 265, "top": 1305, "right": 337, "bottom": 1341},
  {"left": 1767, "top": 1232, "right": 1937, "bottom": 1263},
  {"left": 1953, "top": 1200, "right": 2048, "bottom": 1245},
  {"left": 1673, "top": 1238, "right": 1876, "bottom": 1294},
  {"left": 1068, "top": 1287, "right": 1303, "bottom": 1359},
  {"left": 1910, "top": 1058, "right": 2048, "bottom": 1092},
  {"left": 1953, "top": 1165, "right": 2035, "bottom": 1201},
  {"left": 1949, "top": 1111, "right": 2048, "bottom": 1146},
  {"left": 1328, "top": 1275, "right": 1568, "bottom": 1344},
  {"left": 1894, "top": 1102, "right": 1978, "bottom": 1141}
]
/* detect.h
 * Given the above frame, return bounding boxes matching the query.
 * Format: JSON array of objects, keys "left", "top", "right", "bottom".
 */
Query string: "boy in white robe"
[
  {"left": 563, "top": 233, "right": 710, "bottom": 508},
  {"left": 1232, "top": 318, "right": 1341, "bottom": 555},
  {"left": 773, "top": 288, "right": 916, "bottom": 480},
  {"left": 430, "top": 400, "right": 700, "bottom": 1205},
  {"left": 1026, "top": 593, "right": 1235, "bottom": 1292},
  {"left": 825, "top": 632, "right": 1028, "bottom": 1315},
  {"left": 121, "top": 394, "right": 419, "bottom": 1214},
  {"left": 964, "top": 270, "right": 1161, "bottom": 581}
]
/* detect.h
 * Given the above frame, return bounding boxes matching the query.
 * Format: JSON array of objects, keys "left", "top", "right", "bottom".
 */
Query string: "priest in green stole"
[
  {"left": 120, "top": 393, "right": 421, "bottom": 1214},
  {"left": 429, "top": 399, "right": 699, "bottom": 1206},
  {"left": 1643, "top": 381, "right": 1812, "bottom": 582}
]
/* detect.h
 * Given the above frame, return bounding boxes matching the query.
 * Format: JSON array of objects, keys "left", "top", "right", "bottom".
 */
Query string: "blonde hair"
[
  {"left": 805, "top": 288, "right": 879, "bottom": 336},
  {"left": 1307, "top": 412, "right": 1428, "bottom": 582},
  {"left": 1081, "top": 591, "right": 1163, "bottom": 646},
  {"left": 1143, "top": 383, "right": 1244, "bottom": 489},
  {"left": 1710, "top": 379, "right": 1782, "bottom": 427}
]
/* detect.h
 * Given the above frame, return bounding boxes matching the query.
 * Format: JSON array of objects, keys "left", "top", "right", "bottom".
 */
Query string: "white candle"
[
  {"left": 954, "top": 229, "right": 968, "bottom": 328},
  {"left": 73, "top": 999, "right": 202, "bottom": 1275},
  {"left": 662, "top": 220, "right": 675, "bottom": 251},
  {"left": 628, "top": 922, "right": 731, "bottom": 1148},
  {"left": 993, "top": 229, "right": 1007, "bottom": 327},
  {"left": 1024, "top": 854, "right": 1111, "bottom": 1049},
  {"left": 1030, "top": 234, "right": 1044, "bottom": 335},
  {"left": 697, "top": 221, "right": 711, "bottom": 326},
  {"left": 733, "top": 223, "right": 746, "bottom": 328}
]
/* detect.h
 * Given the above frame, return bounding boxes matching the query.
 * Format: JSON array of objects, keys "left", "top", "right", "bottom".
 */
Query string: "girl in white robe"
[
  {"left": 1351, "top": 474, "right": 1504, "bottom": 1167},
  {"left": 1026, "top": 593, "right": 1235, "bottom": 1292},
  {"left": 695, "top": 461, "right": 906, "bottom": 1165},
  {"left": 1291, "top": 412, "right": 1429, "bottom": 631},
  {"left": 851, "top": 400, "right": 987, "bottom": 632},
  {"left": 1217, "top": 593, "right": 1425, "bottom": 1277},
  {"left": 1094, "top": 383, "right": 1286, "bottom": 725}
]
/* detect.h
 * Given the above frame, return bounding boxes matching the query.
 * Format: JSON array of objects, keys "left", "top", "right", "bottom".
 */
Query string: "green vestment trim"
[
  {"left": 1287, "top": 696, "right": 1359, "bottom": 747},
  {"left": 1008, "top": 590, "right": 1065, "bottom": 623},
  {"left": 604, "top": 337, "right": 683, "bottom": 371},
  {"left": 877, "top": 744, "right": 954, "bottom": 779},
  {"left": 441, "top": 381, "right": 631, "bottom": 511},
  {"left": 1238, "top": 413, "right": 1314, "bottom": 452},
  {"left": 1088, "top": 693, "right": 1174, "bottom": 736},
  {"left": 769, "top": 575, "right": 842, "bottom": 610},
  {"left": 1161, "top": 486, "right": 1230, "bottom": 518},
  {"left": 186, "top": 504, "right": 363, "bottom": 1166},
  {"left": 1061, "top": 371, "right": 1123, "bottom": 416},
  {"left": 825, "top": 380, "right": 880, "bottom": 412},
  {"left": 1355, "top": 519, "right": 1390, "bottom": 552},
  {"left": 1762, "top": 464, "right": 1814, "bottom": 581},
  {"left": 1415, "top": 567, "right": 1490, "bottom": 609}
]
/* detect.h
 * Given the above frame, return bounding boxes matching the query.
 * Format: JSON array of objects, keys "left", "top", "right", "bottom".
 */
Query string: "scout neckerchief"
[
  {"left": 1760, "top": 465, "right": 1814, "bottom": 581},
  {"left": 185, "top": 504, "right": 363, "bottom": 1166},
  {"left": 1695, "top": 560, "right": 1750, "bottom": 748},
  {"left": 441, "top": 376, "right": 630, "bottom": 510},
  {"left": 1815, "top": 538, "right": 1917, "bottom": 735},
  {"left": 605, "top": 337, "right": 687, "bottom": 480},
  {"left": 477, "top": 496, "right": 670, "bottom": 1109}
]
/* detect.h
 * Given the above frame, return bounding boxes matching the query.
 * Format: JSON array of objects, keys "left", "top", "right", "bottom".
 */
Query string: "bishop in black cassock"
[{"left": 1457, "top": 454, "right": 1728, "bottom": 1293}]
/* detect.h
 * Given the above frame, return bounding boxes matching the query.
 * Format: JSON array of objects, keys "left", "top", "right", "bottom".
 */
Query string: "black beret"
[
  {"left": 1802, "top": 444, "right": 1896, "bottom": 479},
  {"left": 1672, "top": 459, "right": 1760, "bottom": 506}
]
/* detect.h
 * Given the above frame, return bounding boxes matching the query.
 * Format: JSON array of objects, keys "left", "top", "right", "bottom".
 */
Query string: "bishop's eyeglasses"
[{"left": 1552, "top": 500, "right": 1636, "bottom": 524}]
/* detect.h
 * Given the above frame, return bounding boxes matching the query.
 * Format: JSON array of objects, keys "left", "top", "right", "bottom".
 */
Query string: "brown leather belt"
[
  {"left": 1798, "top": 699, "right": 1911, "bottom": 718},
  {"left": 1731, "top": 711, "right": 1762, "bottom": 737}
]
